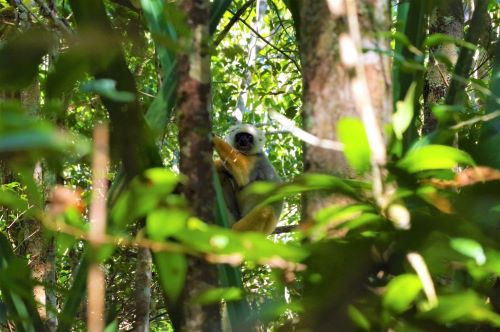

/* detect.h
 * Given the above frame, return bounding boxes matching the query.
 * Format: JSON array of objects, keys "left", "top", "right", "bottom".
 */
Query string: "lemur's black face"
[{"left": 234, "top": 132, "right": 254, "bottom": 153}]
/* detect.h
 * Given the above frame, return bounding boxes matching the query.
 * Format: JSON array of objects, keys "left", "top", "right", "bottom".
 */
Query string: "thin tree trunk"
[
  {"left": 176, "top": 0, "right": 221, "bottom": 331},
  {"left": 21, "top": 80, "right": 59, "bottom": 331},
  {"left": 133, "top": 248, "right": 152, "bottom": 332},
  {"left": 422, "top": 0, "right": 464, "bottom": 134}
]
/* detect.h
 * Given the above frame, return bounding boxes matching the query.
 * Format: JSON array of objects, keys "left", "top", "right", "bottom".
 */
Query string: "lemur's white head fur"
[{"left": 226, "top": 124, "right": 265, "bottom": 155}]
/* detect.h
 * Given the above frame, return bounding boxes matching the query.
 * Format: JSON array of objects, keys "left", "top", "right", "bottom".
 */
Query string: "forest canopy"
[{"left": 0, "top": 0, "right": 499, "bottom": 331}]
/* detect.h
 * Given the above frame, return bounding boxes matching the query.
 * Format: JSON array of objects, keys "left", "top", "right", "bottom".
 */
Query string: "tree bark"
[
  {"left": 298, "top": 1, "right": 391, "bottom": 331},
  {"left": 299, "top": 0, "right": 391, "bottom": 220},
  {"left": 175, "top": 0, "right": 221, "bottom": 331},
  {"left": 133, "top": 248, "right": 152, "bottom": 332},
  {"left": 423, "top": 0, "right": 464, "bottom": 133}
]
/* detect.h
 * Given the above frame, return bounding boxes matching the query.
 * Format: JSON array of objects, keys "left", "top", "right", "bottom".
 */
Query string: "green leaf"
[
  {"left": 146, "top": 208, "right": 189, "bottom": 241},
  {"left": 81, "top": 79, "right": 135, "bottom": 102},
  {"left": 154, "top": 252, "right": 187, "bottom": 302},
  {"left": 383, "top": 274, "right": 422, "bottom": 313},
  {"left": 397, "top": 145, "right": 475, "bottom": 173},
  {"left": 421, "top": 290, "right": 500, "bottom": 326},
  {"left": 450, "top": 238, "right": 486, "bottom": 265},
  {"left": 209, "top": 0, "right": 233, "bottom": 34},
  {"left": 175, "top": 219, "right": 308, "bottom": 264},
  {"left": 190, "top": 287, "right": 242, "bottom": 305},
  {"left": 0, "top": 106, "right": 91, "bottom": 157},
  {"left": 348, "top": 305, "right": 371, "bottom": 331},
  {"left": 337, "top": 118, "right": 371, "bottom": 174},
  {"left": 0, "top": 188, "right": 28, "bottom": 211},
  {"left": 424, "top": 33, "right": 477, "bottom": 51},
  {"left": 393, "top": 83, "right": 416, "bottom": 139}
]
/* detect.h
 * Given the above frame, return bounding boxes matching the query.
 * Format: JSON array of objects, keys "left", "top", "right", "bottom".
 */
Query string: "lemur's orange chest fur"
[{"left": 213, "top": 136, "right": 257, "bottom": 187}]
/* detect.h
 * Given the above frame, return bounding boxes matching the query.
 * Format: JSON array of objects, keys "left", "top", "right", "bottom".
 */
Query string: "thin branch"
[
  {"left": 34, "top": 0, "right": 72, "bottom": 35},
  {"left": 451, "top": 110, "right": 500, "bottom": 130},
  {"left": 233, "top": 10, "right": 301, "bottom": 72},
  {"left": 270, "top": 111, "right": 344, "bottom": 151},
  {"left": 272, "top": 224, "right": 298, "bottom": 234},
  {"left": 340, "top": 0, "right": 387, "bottom": 207},
  {"left": 407, "top": 252, "right": 438, "bottom": 307},
  {"left": 87, "top": 124, "right": 109, "bottom": 332},
  {"left": 213, "top": 0, "right": 255, "bottom": 48}
]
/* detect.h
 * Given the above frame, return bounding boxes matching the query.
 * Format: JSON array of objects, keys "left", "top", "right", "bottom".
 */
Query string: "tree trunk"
[
  {"left": 299, "top": 0, "right": 391, "bottom": 219},
  {"left": 423, "top": 0, "right": 464, "bottom": 134},
  {"left": 175, "top": 0, "right": 221, "bottom": 331},
  {"left": 133, "top": 248, "right": 152, "bottom": 332},
  {"left": 298, "top": 1, "right": 391, "bottom": 331},
  {"left": 21, "top": 80, "right": 59, "bottom": 331}
]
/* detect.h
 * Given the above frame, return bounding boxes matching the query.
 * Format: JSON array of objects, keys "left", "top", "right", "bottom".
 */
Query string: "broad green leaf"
[
  {"left": 337, "top": 118, "right": 371, "bottom": 174},
  {"left": 421, "top": 290, "right": 500, "bottom": 327},
  {"left": 393, "top": 83, "right": 416, "bottom": 139},
  {"left": 383, "top": 274, "right": 422, "bottom": 313},
  {"left": 154, "top": 252, "right": 187, "bottom": 302},
  {"left": 146, "top": 208, "right": 189, "bottom": 241},
  {"left": 81, "top": 79, "right": 135, "bottom": 103},
  {"left": 450, "top": 238, "right": 486, "bottom": 265},
  {"left": 397, "top": 145, "right": 475, "bottom": 173},
  {"left": 424, "top": 33, "right": 477, "bottom": 50},
  {"left": 190, "top": 287, "right": 242, "bottom": 305},
  {"left": 0, "top": 106, "right": 91, "bottom": 157},
  {"left": 111, "top": 168, "right": 182, "bottom": 227},
  {"left": 174, "top": 219, "right": 307, "bottom": 264}
]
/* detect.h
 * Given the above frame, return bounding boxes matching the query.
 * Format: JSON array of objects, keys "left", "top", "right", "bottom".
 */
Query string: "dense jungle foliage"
[{"left": 0, "top": 0, "right": 499, "bottom": 331}]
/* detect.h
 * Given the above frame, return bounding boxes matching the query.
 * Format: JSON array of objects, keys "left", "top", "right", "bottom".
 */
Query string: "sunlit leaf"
[
  {"left": 337, "top": 118, "right": 371, "bottom": 174},
  {"left": 190, "top": 287, "right": 242, "bottom": 305},
  {"left": 393, "top": 83, "right": 416, "bottom": 139},
  {"left": 383, "top": 274, "right": 422, "bottom": 313},
  {"left": 450, "top": 238, "right": 486, "bottom": 265},
  {"left": 147, "top": 208, "right": 189, "bottom": 241},
  {"left": 398, "top": 145, "right": 475, "bottom": 173}
]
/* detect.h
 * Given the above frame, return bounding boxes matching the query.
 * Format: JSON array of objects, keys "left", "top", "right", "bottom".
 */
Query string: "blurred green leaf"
[
  {"left": 154, "top": 252, "right": 187, "bottom": 302},
  {"left": 111, "top": 168, "right": 182, "bottom": 227},
  {"left": 450, "top": 238, "right": 486, "bottom": 265},
  {"left": 421, "top": 290, "right": 500, "bottom": 326},
  {"left": 393, "top": 83, "right": 416, "bottom": 139},
  {"left": 424, "top": 33, "right": 477, "bottom": 50},
  {"left": 398, "top": 145, "right": 475, "bottom": 173},
  {"left": 383, "top": 274, "right": 422, "bottom": 313},
  {"left": 81, "top": 79, "right": 135, "bottom": 102},
  {"left": 337, "top": 118, "right": 371, "bottom": 174},
  {"left": 0, "top": 105, "right": 91, "bottom": 158},
  {"left": 190, "top": 287, "right": 242, "bottom": 305},
  {"left": 348, "top": 305, "right": 370, "bottom": 331},
  {"left": 0, "top": 29, "right": 53, "bottom": 90},
  {"left": 46, "top": 49, "right": 90, "bottom": 99},
  {"left": 0, "top": 187, "right": 28, "bottom": 211},
  {"left": 146, "top": 208, "right": 189, "bottom": 241},
  {"left": 175, "top": 219, "right": 307, "bottom": 264}
]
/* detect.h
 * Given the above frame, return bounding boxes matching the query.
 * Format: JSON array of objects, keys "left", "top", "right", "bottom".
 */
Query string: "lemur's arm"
[{"left": 213, "top": 136, "right": 255, "bottom": 187}]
